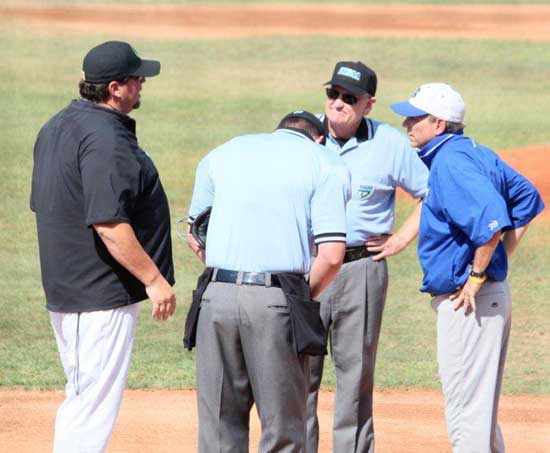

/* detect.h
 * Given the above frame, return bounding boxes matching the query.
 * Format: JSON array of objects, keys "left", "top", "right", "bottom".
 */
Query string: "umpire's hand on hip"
[{"left": 367, "top": 233, "right": 407, "bottom": 261}]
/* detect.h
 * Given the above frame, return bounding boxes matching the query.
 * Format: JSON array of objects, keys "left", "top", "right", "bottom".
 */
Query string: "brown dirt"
[
  {"left": 1, "top": 388, "right": 550, "bottom": 452},
  {"left": 1, "top": 4, "right": 550, "bottom": 41},
  {"left": 1, "top": 5, "right": 549, "bottom": 452},
  {"left": 499, "top": 146, "right": 549, "bottom": 222},
  {"left": 2, "top": 3, "right": 548, "bottom": 212}
]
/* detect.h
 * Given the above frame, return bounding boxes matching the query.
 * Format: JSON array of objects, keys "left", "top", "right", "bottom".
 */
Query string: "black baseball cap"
[
  {"left": 82, "top": 41, "right": 160, "bottom": 84},
  {"left": 324, "top": 61, "right": 377, "bottom": 97},
  {"left": 278, "top": 110, "right": 326, "bottom": 137}
]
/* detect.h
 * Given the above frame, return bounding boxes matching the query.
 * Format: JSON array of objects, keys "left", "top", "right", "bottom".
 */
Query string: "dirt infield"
[
  {"left": 1, "top": 4, "right": 549, "bottom": 452},
  {"left": 2, "top": 4, "right": 550, "bottom": 41},
  {"left": 2, "top": 3, "right": 548, "bottom": 211},
  {"left": 498, "top": 145, "right": 550, "bottom": 221},
  {"left": 2, "top": 2, "right": 548, "bottom": 213},
  {"left": 2, "top": 388, "right": 550, "bottom": 452}
]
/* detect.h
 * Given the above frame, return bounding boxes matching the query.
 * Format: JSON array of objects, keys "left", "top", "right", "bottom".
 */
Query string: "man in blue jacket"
[{"left": 391, "top": 83, "right": 544, "bottom": 453}]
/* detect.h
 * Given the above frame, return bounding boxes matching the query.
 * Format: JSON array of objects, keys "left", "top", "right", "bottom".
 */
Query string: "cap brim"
[
  {"left": 130, "top": 59, "right": 161, "bottom": 78},
  {"left": 390, "top": 101, "right": 428, "bottom": 117},
  {"left": 324, "top": 80, "right": 366, "bottom": 96}
]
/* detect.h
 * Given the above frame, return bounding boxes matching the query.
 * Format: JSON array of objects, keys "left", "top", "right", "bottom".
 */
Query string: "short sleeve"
[
  {"left": 188, "top": 155, "right": 215, "bottom": 224},
  {"left": 311, "top": 158, "right": 350, "bottom": 244},
  {"left": 391, "top": 135, "right": 429, "bottom": 199},
  {"left": 80, "top": 132, "right": 140, "bottom": 226},
  {"left": 434, "top": 154, "right": 511, "bottom": 246}
]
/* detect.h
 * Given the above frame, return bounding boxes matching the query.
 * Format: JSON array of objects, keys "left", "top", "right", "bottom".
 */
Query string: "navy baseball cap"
[
  {"left": 278, "top": 110, "right": 327, "bottom": 144},
  {"left": 324, "top": 61, "right": 377, "bottom": 97},
  {"left": 279, "top": 110, "right": 326, "bottom": 136},
  {"left": 82, "top": 41, "right": 160, "bottom": 84}
]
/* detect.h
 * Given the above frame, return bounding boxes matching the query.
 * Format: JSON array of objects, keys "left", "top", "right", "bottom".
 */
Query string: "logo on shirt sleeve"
[
  {"left": 357, "top": 185, "right": 374, "bottom": 199},
  {"left": 488, "top": 220, "right": 499, "bottom": 231}
]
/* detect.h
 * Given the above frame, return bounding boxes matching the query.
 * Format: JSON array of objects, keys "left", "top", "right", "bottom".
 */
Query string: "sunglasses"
[{"left": 325, "top": 87, "right": 359, "bottom": 106}]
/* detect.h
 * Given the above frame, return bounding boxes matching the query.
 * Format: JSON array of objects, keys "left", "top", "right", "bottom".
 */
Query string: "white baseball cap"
[{"left": 391, "top": 83, "right": 465, "bottom": 123}]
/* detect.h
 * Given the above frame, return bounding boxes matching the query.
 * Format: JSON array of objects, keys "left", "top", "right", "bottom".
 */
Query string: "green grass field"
[{"left": 1, "top": 22, "right": 549, "bottom": 393}]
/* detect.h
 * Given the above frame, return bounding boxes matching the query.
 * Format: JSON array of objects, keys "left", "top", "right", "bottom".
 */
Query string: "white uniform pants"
[
  {"left": 49, "top": 303, "right": 141, "bottom": 453},
  {"left": 432, "top": 280, "right": 511, "bottom": 453}
]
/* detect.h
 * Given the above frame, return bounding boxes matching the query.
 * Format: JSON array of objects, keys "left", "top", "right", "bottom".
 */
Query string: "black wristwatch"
[{"left": 469, "top": 269, "right": 486, "bottom": 279}]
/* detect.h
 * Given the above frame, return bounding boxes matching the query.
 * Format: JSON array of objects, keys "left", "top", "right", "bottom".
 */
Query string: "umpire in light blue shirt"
[
  {"left": 185, "top": 111, "right": 351, "bottom": 452},
  {"left": 307, "top": 61, "right": 429, "bottom": 453}
]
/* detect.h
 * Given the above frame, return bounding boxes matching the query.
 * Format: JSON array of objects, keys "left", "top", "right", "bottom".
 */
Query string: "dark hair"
[{"left": 78, "top": 79, "right": 110, "bottom": 103}]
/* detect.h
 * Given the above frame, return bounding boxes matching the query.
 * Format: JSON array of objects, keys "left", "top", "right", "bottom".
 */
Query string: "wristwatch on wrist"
[
  {"left": 469, "top": 269, "right": 486, "bottom": 279},
  {"left": 469, "top": 269, "right": 487, "bottom": 284}
]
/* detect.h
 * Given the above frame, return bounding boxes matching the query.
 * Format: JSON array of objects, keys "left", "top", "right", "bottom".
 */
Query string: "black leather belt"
[
  {"left": 343, "top": 246, "right": 375, "bottom": 263},
  {"left": 212, "top": 269, "right": 282, "bottom": 287}
]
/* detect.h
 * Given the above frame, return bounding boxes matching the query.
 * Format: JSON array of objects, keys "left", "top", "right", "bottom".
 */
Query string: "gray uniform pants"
[
  {"left": 196, "top": 281, "right": 309, "bottom": 453},
  {"left": 306, "top": 257, "right": 388, "bottom": 453},
  {"left": 432, "top": 280, "right": 511, "bottom": 453}
]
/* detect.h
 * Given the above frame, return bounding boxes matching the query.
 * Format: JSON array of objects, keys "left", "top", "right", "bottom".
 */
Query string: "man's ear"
[
  {"left": 363, "top": 96, "right": 376, "bottom": 116},
  {"left": 314, "top": 135, "right": 326, "bottom": 145},
  {"left": 107, "top": 80, "right": 121, "bottom": 100},
  {"left": 435, "top": 118, "right": 448, "bottom": 135}
]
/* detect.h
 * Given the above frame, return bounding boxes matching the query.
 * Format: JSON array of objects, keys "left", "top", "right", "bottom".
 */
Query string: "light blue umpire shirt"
[
  {"left": 320, "top": 115, "right": 429, "bottom": 247},
  {"left": 188, "top": 128, "right": 351, "bottom": 273}
]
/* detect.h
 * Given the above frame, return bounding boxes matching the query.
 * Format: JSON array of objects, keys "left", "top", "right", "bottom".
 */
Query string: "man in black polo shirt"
[{"left": 30, "top": 41, "right": 176, "bottom": 453}]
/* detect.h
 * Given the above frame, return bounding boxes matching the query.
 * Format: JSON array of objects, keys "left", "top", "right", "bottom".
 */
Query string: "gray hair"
[
  {"left": 445, "top": 121, "right": 465, "bottom": 133},
  {"left": 428, "top": 115, "right": 465, "bottom": 133}
]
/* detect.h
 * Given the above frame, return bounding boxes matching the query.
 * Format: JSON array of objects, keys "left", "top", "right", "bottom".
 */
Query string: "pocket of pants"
[
  {"left": 477, "top": 289, "right": 505, "bottom": 298},
  {"left": 476, "top": 289, "right": 508, "bottom": 316},
  {"left": 267, "top": 306, "right": 290, "bottom": 312}
]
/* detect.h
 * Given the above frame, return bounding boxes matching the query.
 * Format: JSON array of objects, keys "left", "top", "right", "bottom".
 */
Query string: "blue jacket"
[{"left": 417, "top": 132, "right": 544, "bottom": 294}]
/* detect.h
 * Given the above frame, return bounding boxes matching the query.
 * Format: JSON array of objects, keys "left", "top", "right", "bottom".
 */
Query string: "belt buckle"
[
  {"left": 242, "top": 272, "right": 265, "bottom": 286},
  {"left": 213, "top": 269, "right": 280, "bottom": 287}
]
